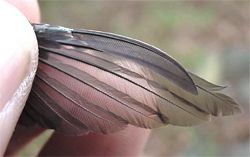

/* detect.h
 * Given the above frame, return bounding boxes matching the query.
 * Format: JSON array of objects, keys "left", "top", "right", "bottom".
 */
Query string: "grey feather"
[{"left": 18, "top": 24, "right": 240, "bottom": 135}]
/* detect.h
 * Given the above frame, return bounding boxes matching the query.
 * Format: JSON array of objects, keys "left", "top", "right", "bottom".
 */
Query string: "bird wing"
[{"left": 18, "top": 24, "right": 240, "bottom": 135}]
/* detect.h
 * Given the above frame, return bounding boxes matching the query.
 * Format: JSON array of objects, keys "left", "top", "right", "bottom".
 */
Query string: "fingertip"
[
  {"left": 39, "top": 126, "right": 150, "bottom": 156},
  {"left": 6, "top": 0, "right": 40, "bottom": 23},
  {"left": 0, "top": 1, "right": 38, "bottom": 155},
  {"left": 0, "top": 0, "right": 38, "bottom": 112}
]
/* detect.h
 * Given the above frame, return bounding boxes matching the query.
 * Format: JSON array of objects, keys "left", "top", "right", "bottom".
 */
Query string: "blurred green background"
[{"left": 27, "top": 1, "right": 250, "bottom": 156}]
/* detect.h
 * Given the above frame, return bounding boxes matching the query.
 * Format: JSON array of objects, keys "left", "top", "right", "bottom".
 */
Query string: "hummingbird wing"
[{"left": 18, "top": 24, "right": 240, "bottom": 135}]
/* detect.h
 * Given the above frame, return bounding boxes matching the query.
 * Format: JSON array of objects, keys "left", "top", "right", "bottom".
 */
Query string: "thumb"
[{"left": 0, "top": 1, "right": 38, "bottom": 155}]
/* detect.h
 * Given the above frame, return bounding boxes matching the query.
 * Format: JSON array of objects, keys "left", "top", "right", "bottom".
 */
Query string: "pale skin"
[{"left": 0, "top": 0, "right": 150, "bottom": 156}]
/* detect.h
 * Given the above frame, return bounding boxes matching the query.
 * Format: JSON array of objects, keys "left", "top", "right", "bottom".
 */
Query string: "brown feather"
[{"left": 18, "top": 24, "right": 240, "bottom": 135}]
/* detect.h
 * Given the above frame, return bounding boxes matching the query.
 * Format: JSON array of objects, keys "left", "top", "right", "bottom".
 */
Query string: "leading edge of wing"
[{"left": 32, "top": 23, "right": 198, "bottom": 95}]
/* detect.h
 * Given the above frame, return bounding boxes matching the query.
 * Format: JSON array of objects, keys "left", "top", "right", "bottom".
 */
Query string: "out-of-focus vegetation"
[{"left": 30, "top": 1, "right": 250, "bottom": 156}]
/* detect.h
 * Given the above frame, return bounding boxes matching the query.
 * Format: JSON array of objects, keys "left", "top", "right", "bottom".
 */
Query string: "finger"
[
  {"left": 3, "top": 1, "right": 150, "bottom": 155},
  {"left": 6, "top": 0, "right": 40, "bottom": 23},
  {"left": 0, "top": 1, "right": 38, "bottom": 155},
  {"left": 39, "top": 126, "right": 150, "bottom": 156},
  {"left": 4, "top": 125, "right": 45, "bottom": 156}
]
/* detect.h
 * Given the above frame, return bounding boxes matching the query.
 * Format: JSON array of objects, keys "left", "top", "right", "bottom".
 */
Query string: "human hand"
[
  {"left": 1, "top": 1, "right": 150, "bottom": 156},
  {"left": 0, "top": 0, "right": 39, "bottom": 155}
]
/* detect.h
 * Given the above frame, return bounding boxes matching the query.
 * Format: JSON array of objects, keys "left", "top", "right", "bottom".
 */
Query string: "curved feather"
[
  {"left": 20, "top": 24, "right": 240, "bottom": 135},
  {"left": 188, "top": 72, "right": 227, "bottom": 91},
  {"left": 25, "top": 90, "right": 89, "bottom": 135},
  {"left": 47, "top": 43, "right": 239, "bottom": 117},
  {"left": 39, "top": 45, "right": 210, "bottom": 126},
  {"left": 33, "top": 24, "right": 198, "bottom": 94},
  {"left": 27, "top": 69, "right": 128, "bottom": 134},
  {"left": 40, "top": 55, "right": 165, "bottom": 124}
]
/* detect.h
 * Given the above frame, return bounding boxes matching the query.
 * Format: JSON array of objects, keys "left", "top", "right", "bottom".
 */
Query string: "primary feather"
[{"left": 19, "top": 24, "right": 240, "bottom": 135}]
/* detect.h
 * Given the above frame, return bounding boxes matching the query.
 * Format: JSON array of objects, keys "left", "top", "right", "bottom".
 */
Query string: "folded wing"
[{"left": 19, "top": 24, "right": 240, "bottom": 135}]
